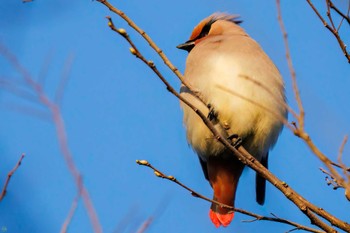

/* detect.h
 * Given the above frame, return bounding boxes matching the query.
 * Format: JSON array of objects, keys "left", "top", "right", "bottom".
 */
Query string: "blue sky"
[{"left": 0, "top": 0, "right": 349, "bottom": 232}]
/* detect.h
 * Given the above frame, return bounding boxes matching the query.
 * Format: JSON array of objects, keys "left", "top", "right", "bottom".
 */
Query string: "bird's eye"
[{"left": 198, "top": 23, "right": 212, "bottom": 39}]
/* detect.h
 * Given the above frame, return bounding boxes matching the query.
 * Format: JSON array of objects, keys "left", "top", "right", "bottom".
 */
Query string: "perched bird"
[{"left": 177, "top": 13, "right": 287, "bottom": 228}]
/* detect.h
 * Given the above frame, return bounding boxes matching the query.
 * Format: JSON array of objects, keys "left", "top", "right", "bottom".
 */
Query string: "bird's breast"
[{"left": 180, "top": 37, "right": 286, "bottom": 161}]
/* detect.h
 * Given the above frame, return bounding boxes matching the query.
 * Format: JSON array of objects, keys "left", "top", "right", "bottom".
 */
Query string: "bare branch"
[
  {"left": 54, "top": 53, "right": 74, "bottom": 107},
  {"left": 100, "top": 2, "right": 209, "bottom": 108},
  {"left": 0, "top": 77, "right": 39, "bottom": 104},
  {"left": 306, "top": 0, "right": 350, "bottom": 63},
  {"left": 278, "top": 0, "right": 350, "bottom": 204},
  {"left": 337, "top": 135, "right": 348, "bottom": 167},
  {"left": 37, "top": 50, "right": 54, "bottom": 87},
  {"left": 60, "top": 192, "right": 80, "bottom": 233},
  {"left": 0, "top": 153, "right": 25, "bottom": 201},
  {"left": 320, "top": 167, "right": 343, "bottom": 190},
  {"left": 1, "top": 102, "right": 51, "bottom": 121},
  {"left": 136, "top": 217, "right": 153, "bottom": 233},
  {"left": 0, "top": 45, "right": 103, "bottom": 233},
  {"left": 328, "top": 0, "right": 350, "bottom": 25},
  {"left": 331, "top": 162, "right": 350, "bottom": 172},
  {"left": 136, "top": 160, "right": 324, "bottom": 233},
  {"left": 276, "top": 0, "right": 305, "bottom": 130}
]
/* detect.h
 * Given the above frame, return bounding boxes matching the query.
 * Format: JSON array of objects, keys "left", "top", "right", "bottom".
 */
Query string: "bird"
[{"left": 177, "top": 13, "right": 287, "bottom": 228}]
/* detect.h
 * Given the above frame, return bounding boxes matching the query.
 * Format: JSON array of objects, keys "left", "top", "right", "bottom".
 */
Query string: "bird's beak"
[{"left": 176, "top": 40, "right": 195, "bottom": 52}]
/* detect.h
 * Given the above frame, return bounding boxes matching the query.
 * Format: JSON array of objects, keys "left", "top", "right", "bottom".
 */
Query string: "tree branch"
[
  {"left": 328, "top": 0, "right": 350, "bottom": 25},
  {"left": 136, "top": 160, "right": 325, "bottom": 233},
  {"left": 60, "top": 190, "right": 81, "bottom": 233},
  {"left": 306, "top": 0, "right": 350, "bottom": 63},
  {"left": 99, "top": 0, "right": 209, "bottom": 108},
  {"left": 0, "top": 45, "right": 102, "bottom": 233},
  {"left": 0, "top": 153, "right": 25, "bottom": 202},
  {"left": 278, "top": 0, "right": 350, "bottom": 203}
]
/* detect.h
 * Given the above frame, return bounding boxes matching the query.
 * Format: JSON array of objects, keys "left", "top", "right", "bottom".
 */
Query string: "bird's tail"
[
  {"left": 256, "top": 153, "right": 268, "bottom": 205},
  {"left": 207, "top": 156, "right": 244, "bottom": 227},
  {"left": 209, "top": 199, "right": 234, "bottom": 227}
]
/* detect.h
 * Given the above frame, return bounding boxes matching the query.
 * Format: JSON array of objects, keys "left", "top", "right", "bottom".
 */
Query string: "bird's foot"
[
  {"left": 227, "top": 134, "right": 242, "bottom": 148},
  {"left": 207, "top": 104, "right": 218, "bottom": 122}
]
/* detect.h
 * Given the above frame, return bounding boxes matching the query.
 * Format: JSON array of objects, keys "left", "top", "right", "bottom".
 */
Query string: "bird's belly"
[
  {"left": 180, "top": 92, "right": 227, "bottom": 160},
  {"left": 180, "top": 85, "right": 284, "bottom": 162}
]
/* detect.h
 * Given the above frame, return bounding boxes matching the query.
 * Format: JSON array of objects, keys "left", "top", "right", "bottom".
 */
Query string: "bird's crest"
[{"left": 189, "top": 13, "right": 242, "bottom": 41}]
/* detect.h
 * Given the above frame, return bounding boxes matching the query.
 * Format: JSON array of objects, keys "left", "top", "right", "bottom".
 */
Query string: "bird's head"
[{"left": 177, "top": 13, "right": 243, "bottom": 52}]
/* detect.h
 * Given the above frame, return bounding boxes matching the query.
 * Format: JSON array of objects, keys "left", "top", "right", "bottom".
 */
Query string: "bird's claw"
[
  {"left": 207, "top": 104, "right": 218, "bottom": 122},
  {"left": 227, "top": 134, "right": 242, "bottom": 148}
]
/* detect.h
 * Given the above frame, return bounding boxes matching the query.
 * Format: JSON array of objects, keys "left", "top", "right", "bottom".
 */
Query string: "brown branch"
[
  {"left": 328, "top": 0, "right": 350, "bottom": 25},
  {"left": 297, "top": 130, "right": 350, "bottom": 202},
  {"left": 331, "top": 162, "right": 350, "bottom": 172},
  {"left": 338, "top": 135, "right": 349, "bottom": 163},
  {"left": 0, "top": 77, "right": 40, "bottom": 104},
  {"left": 99, "top": 2, "right": 350, "bottom": 232},
  {"left": 276, "top": 0, "right": 304, "bottom": 130},
  {"left": 331, "top": 134, "right": 349, "bottom": 175},
  {"left": 320, "top": 167, "right": 343, "bottom": 190},
  {"left": 337, "top": 135, "right": 350, "bottom": 200},
  {"left": 136, "top": 217, "right": 153, "bottom": 233},
  {"left": 306, "top": 0, "right": 350, "bottom": 63},
  {"left": 0, "top": 153, "right": 25, "bottom": 201},
  {"left": 99, "top": 1, "right": 186, "bottom": 84},
  {"left": 326, "top": 0, "right": 337, "bottom": 30},
  {"left": 279, "top": 0, "right": 350, "bottom": 204},
  {"left": 0, "top": 45, "right": 102, "bottom": 233},
  {"left": 60, "top": 192, "right": 80, "bottom": 233},
  {"left": 99, "top": 1, "right": 209, "bottom": 108},
  {"left": 337, "top": 135, "right": 348, "bottom": 172},
  {"left": 136, "top": 160, "right": 324, "bottom": 233},
  {"left": 1, "top": 102, "right": 51, "bottom": 122},
  {"left": 54, "top": 53, "right": 74, "bottom": 107}
]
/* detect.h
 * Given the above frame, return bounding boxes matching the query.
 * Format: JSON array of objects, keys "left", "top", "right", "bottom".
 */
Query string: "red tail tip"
[{"left": 209, "top": 209, "right": 234, "bottom": 227}]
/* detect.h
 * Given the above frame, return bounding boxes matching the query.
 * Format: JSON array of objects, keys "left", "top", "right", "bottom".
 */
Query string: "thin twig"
[
  {"left": 0, "top": 45, "right": 103, "bottom": 233},
  {"left": 331, "top": 162, "right": 350, "bottom": 172},
  {"left": 306, "top": 0, "right": 350, "bottom": 63},
  {"left": 328, "top": 0, "right": 350, "bottom": 25},
  {"left": 276, "top": 0, "right": 305, "bottom": 130},
  {"left": 326, "top": 0, "right": 337, "bottom": 30},
  {"left": 1, "top": 102, "right": 51, "bottom": 122},
  {"left": 60, "top": 190, "right": 81, "bottom": 233},
  {"left": 99, "top": 2, "right": 187, "bottom": 83},
  {"left": 38, "top": 50, "right": 54, "bottom": 87},
  {"left": 54, "top": 53, "right": 74, "bottom": 107},
  {"left": 136, "top": 217, "right": 153, "bottom": 233},
  {"left": 136, "top": 160, "right": 324, "bottom": 233},
  {"left": 0, "top": 153, "right": 25, "bottom": 201},
  {"left": 337, "top": 135, "right": 348, "bottom": 167},
  {"left": 0, "top": 77, "right": 40, "bottom": 104},
  {"left": 337, "top": 135, "right": 350, "bottom": 200},
  {"left": 279, "top": 0, "right": 350, "bottom": 204},
  {"left": 320, "top": 167, "right": 343, "bottom": 190},
  {"left": 99, "top": 1, "right": 208, "bottom": 107}
]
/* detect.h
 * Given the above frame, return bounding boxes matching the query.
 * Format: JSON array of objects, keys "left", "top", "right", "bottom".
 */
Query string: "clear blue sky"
[{"left": 0, "top": 0, "right": 349, "bottom": 232}]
